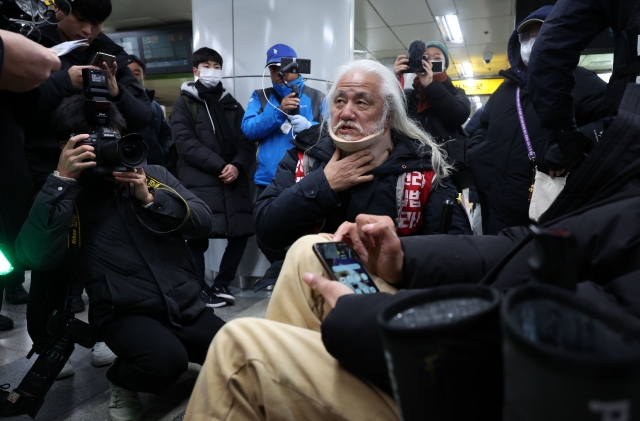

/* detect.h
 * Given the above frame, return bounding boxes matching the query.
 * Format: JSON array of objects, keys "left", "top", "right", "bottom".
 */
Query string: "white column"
[{"left": 192, "top": 0, "right": 355, "bottom": 284}]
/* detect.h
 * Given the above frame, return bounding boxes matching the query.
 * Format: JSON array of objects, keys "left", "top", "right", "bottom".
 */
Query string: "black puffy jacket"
[
  {"left": 254, "top": 125, "right": 471, "bottom": 253},
  {"left": 16, "top": 166, "right": 214, "bottom": 328},
  {"left": 171, "top": 82, "right": 256, "bottom": 238},
  {"left": 528, "top": 0, "right": 640, "bottom": 130}
]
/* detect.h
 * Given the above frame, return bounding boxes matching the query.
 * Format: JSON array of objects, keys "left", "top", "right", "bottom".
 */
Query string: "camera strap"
[
  {"left": 68, "top": 203, "right": 81, "bottom": 253},
  {"left": 130, "top": 175, "right": 191, "bottom": 235}
]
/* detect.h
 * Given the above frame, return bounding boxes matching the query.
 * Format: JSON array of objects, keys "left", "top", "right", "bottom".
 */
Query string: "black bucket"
[
  {"left": 377, "top": 285, "right": 503, "bottom": 421},
  {"left": 502, "top": 284, "right": 640, "bottom": 421}
]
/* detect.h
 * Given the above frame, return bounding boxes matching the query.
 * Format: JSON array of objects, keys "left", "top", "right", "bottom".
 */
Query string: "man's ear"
[
  {"left": 59, "top": 141, "right": 68, "bottom": 150},
  {"left": 193, "top": 67, "right": 199, "bottom": 77}
]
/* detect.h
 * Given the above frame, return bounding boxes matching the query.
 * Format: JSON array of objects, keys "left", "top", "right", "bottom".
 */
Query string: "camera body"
[
  {"left": 483, "top": 51, "right": 493, "bottom": 64},
  {"left": 78, "top": 68, "right": 148, "bottom": 177}
]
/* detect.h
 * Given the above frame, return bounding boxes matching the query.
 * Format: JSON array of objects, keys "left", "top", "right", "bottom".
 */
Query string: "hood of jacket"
[
  {"left": 180, "top": 81, "right": 229, "bottom": 103},
  {"left": 507, "top": 6, "right": 553, "bottom": 84}
]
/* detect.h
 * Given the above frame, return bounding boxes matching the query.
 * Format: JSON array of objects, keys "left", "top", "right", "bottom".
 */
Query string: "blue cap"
[{"left": 266, "top": 44, "right": 297, "bottom": 67}]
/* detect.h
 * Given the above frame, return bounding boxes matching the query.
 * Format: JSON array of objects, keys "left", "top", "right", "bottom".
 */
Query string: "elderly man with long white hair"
[
  {"left": 252, "top": 59, "right": 471, "bottom": 284},
  {"left": 185, "top": 59, "right": 472, "bottom": 421}
]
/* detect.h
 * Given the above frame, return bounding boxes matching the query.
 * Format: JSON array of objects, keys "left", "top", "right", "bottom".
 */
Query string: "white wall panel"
[{"left": 192, "top": 0, "right": 354, "bottom": 280}]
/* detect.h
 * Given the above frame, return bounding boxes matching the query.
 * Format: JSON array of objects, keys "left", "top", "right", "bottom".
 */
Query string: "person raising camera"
[
  {"left": 15, "top": 94, "right": 225, "bottom": 421},
  {"left": 394, "top": 40, "right": 471, "bottom": 191}
]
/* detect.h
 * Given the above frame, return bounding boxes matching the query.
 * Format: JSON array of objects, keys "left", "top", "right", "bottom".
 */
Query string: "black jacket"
[
  {"left": 254, "top": 125, "right": 471, "bottom": 253},
  {"left": 528, "top": 0, "right": 639, "bottom": 129},
  {"left": 141, "top": 90, "right": 172, "bottom": 166},
  {"left": 19, "top": 26, "right": 152, "bottom": 189},
  {"left": 467, "top": 9, "right": 607, "bottom": 236},
  {"left": 15, "top": 166, "right": 214, "bottom": 328},
  {"left": 171, "top": 82, "right": 255, "bottom": 238},
  {"left": 404, "top": 77, "right": 470, "bottom": 171},
  {"left": 468, "top": 66, "right": 605, "bottom": 235},
  {"left": 321, "top": 83, "right": 640, "bottom": 397}
]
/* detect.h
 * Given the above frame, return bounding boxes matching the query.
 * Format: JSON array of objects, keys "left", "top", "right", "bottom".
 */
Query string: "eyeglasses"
[{"left": 518, "top": 32, "right": 536, "bottom": 44}]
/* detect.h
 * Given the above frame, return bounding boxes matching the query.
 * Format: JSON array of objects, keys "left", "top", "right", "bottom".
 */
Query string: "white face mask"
[
  {"left": 198, "top": 68, "right": 223, "bottom": 87},
  {"left": 520, "top": 37, "right": 535, "bottom": 66}
]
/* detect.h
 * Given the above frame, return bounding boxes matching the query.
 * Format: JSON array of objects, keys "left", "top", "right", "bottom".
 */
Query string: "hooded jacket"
[
  {"left": 171, "top": 82, "right": 255, "bottom": 238},
  {"left": 17, "top": 25, "right": 152, "bottom": 190},
  {"left": 467, "top": 6, "right": 607, "bottom": 235},
  {"left": 241, "top": 76, "right": 325, "bottom": 186},
  {"left": 254, "top": 124, "right": 471, "bottom": 254},
  {"left": 528, "top": 0, "right": 640, "bottom": 131},
  {"left": 322, "top": 83, "right": 640, "bottom": 396},
  {"left": 140, "top": 89, "right": 172, "bottom": 166}
]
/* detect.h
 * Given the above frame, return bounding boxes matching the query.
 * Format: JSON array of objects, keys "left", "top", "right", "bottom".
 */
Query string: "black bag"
[
  {"left": 377, "top": 285, "right": 503, "bottom": 421},
  {"left": 502, "top": 283, "right": 640, "bottom": 421}
]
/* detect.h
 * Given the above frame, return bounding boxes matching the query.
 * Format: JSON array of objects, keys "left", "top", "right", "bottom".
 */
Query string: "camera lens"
[{"left": 118, "top": 136, "right": 147, "bottom": 167}]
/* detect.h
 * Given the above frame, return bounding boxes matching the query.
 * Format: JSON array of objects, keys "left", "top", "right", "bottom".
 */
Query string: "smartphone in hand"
[
  {"left": 313, "top": 242, "right": 380, "bottom": 294},
  {"left": 91, "top": 52, "right": 116, "bottom": 69}
]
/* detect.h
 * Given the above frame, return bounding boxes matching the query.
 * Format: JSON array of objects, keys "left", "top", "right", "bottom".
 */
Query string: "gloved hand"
[
  {"left": 289, "top": 115, "right": 312, "bottom": 133},
  {"left": 545, "top": 129, "right": 593, "bottom": 174}
]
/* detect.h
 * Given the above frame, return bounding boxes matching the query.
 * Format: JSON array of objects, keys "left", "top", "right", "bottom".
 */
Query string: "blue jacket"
[{"left": 241, "top": 77, "right": 324, "bottom": 186}]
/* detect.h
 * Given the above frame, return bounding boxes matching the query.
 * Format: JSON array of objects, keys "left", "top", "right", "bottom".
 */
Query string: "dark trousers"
[
  {"left": 102, "top": 308, "right": 225, "bottom": 394},
  {"left": 187, "top": 236, "right": 249, "bottom": 289}
]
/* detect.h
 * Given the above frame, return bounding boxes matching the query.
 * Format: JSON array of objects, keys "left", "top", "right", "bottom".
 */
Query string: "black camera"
[
  {"left": 0, "top": 310, "right": 97, "bottom": 418},
  {"left": 79, "top": 68, "right": 148, "bottom": 177}
]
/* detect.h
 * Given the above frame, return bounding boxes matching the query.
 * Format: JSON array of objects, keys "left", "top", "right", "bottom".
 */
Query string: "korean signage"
[{"left": 451, "top": 78, "right": 504, "bottom": 95}]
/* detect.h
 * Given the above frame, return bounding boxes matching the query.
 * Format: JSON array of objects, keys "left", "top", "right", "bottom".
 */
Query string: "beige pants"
[
  {"left": 266, "top": 235, "right": 398, "bottom": 331},
  {"left": 185, "top": 235, "right": 399, "bottom": 421}
]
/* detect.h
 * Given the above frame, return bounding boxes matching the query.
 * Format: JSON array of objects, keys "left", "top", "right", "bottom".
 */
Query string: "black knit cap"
[{"left": 127, "top": 55, "right": 146, "bottom": 74}]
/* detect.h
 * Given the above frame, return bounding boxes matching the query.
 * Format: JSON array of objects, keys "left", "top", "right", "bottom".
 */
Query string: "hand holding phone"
[
  {"left": 91, "top": 52, "right": 116, "bottom": 69},
  {"left": 313, "top": 242, "right": 380, "bottom": 294}
]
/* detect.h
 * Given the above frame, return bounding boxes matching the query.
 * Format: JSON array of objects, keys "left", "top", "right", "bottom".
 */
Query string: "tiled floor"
[{"left": 0, "top": 275, "right": 270, "bottom": 420}]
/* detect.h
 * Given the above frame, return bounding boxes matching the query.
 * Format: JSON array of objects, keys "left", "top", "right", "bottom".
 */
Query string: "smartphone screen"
[{"left": 313, "top": 242, "right": 379, "bottom": 294}]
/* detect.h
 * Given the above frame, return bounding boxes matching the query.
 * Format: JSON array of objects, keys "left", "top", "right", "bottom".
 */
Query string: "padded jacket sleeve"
[
  {"left": 254, "top": 149, "right": 339, "bottom": 251},
  {"left": 527, "top": 0, "right": 611, "bottom": 131},
  {"left": 422, "top": 81, "right": 471, "bottom": 127},
  {"left": 229, "top": 103, "right": 256, "bottom": 174},
  {"left": 240, "top": 91, "right": 288, "bottom": 140},
  {"left": 468, "top": 93, "right": 494, "bottom": 150},
  {"left": 15, "top": 175, "right": 81, "bottom": 271},
  {"left": 170, "top": 96, "right": 227, "bottom": 175}
]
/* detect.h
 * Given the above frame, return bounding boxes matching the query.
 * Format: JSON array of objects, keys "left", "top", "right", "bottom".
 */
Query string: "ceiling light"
[
  {"left": 435, "top": 15, "right": 464, "bottom": 43},
  {"left": 455, "top": 62, "right": 474, "bottom": 78},
  {"left": 471, "top": 96, "right": 482, "bottom": 104}
]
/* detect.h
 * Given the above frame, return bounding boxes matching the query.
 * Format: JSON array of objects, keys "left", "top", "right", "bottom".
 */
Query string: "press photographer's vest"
[{"left": 294, "top": 150, "right": 435, "bottom": 236}]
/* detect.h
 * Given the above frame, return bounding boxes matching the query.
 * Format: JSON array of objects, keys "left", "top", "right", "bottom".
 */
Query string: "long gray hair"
[{"left": 322, "top": 59, "right": 451, "bottom": 182}]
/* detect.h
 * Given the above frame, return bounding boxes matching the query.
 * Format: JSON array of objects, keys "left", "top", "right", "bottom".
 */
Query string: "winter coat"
[
  {"left": 171, "top": 82, "right": 255, "bottom": 238},
  {"left": 321, "top": 83, "right": 640, "bottom": 395},
  {"left": 16, "top": 25, "right": 152, "bottom": 190},
  {"left": 254, "top": 125, "right": 472, "bottom": 254},
  {"left": 528, "top": 0, "right": 640, "bottom": 129},
  {"left": 404, "top": 75, "right": 471, "bottom": 184},
  {"left": 467, "top": 7, "right": 607, "bottom": 236},
  {"left": 15, "top": 166, "right": 214, "bottom": 328},
  {"left": 241, "top": 77, "right": 325, "bottom": 186},
  {"left": 141, "top": 90, "right": 172, "bottom": 166}
]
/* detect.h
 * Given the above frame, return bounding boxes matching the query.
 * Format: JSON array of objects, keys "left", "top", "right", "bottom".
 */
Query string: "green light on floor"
[{"left": 0, "top": 249, "right": 13, "bottom": 275}]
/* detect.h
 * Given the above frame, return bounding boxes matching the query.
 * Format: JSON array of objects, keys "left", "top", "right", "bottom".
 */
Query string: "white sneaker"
[
  {"left": 92, "top": 342, "right": 117, "bottom": 367},
  {"left": 56, "top": 360, "right": 74, "bottom": 380},
  {"left": 108, "top": 382, "right": 143, "bottom": 421}
]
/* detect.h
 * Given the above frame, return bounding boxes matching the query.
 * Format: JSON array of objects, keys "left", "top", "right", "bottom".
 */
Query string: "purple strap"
[{"left": 516, "top": 87, "right": 536, "bottom": 162}]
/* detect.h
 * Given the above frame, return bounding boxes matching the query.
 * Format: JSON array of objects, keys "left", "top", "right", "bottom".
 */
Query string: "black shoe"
[
  {"left": 68, "top": 295, "right": 85, "bottom": 313},
  {"left": 0, "top": 315, "right": 14, "bottom": 331},
  {"left": 200, "top": 290, "right": 226, "bottom": 308},
  {"left": 212, "top": 285, "right": 235, "bottom": 304},
  {"left": 5, "top": 283, "right": 28, "bottom": 305}
]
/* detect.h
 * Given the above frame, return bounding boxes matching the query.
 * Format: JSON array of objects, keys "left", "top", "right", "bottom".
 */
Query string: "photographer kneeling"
[{"left": 15, "top": 94, "right": 225, "bottom": 421}]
